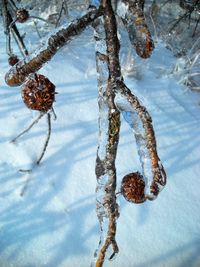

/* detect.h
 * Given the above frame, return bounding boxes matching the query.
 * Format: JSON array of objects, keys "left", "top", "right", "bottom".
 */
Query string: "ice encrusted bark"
[
  {"left": 91, "top": 13, "right": 120, "bottom": 267},
  {"left": 116, "top": 0, "right": 154, "bottom": 58},
  {"left": 5, "top": 7, "right": 103, "bottom": 86},
  {"left": 92, "top": 1, "right": 166, "bottom": 266},
  {"left": 114, "top": 90, "right": 166, "bottom": 199}
]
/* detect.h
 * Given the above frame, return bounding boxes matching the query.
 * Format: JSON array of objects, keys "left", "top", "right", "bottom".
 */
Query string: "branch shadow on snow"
[{"left": 134, "top": 238, "right": 200, "bottom": 267}]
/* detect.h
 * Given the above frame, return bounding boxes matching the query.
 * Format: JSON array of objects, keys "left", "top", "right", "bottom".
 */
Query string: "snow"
[{"left": 0, "top": 17, "right": 200, "bottom": 267}]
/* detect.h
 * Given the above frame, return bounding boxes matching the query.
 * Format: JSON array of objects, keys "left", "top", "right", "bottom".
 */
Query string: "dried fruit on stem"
[
  {"left": 5, "top": 7, "right": 103, "bottom": 87},
  {"left": 16, "top": 9, "right": 29, "bottom": 23},
  {"left": 21, "top": 74, "right": 56, "bottom": 112},
  {"left": 8, "top": 54, "right": 19, "bottom": 66},
  {"left": 121, "top": 172, "right": 146, "bottom": 203}
]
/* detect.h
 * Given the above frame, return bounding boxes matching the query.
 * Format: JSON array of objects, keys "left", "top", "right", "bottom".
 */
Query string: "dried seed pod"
[
  {"left": 16, "top": 9, "right": 29, "bottom": 23},
  {"left": 121, "top": 172, "right": 146, "bottom": 204},
  {"left": 8, "top": 55, "right": 19, "bottom": 66},
  {"left": 21, "top": 74, "right": 56, "bottom": 112}
]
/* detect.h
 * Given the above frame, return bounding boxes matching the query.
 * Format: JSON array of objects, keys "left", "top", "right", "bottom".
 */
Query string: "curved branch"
[{"left": 114, "top": 81, "right": 166, "bottom": 199}]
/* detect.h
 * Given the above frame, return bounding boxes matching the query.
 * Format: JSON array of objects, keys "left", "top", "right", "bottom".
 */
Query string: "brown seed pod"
[
  {"left": 21, "top": 74, "right": 56, "bottom": 112},
  {"left": 121, "top": 172, "right": 146, "bottom": 204},
  {"left": 16, "top": 9, "right": 29, "bottom": 23},
  {"left": 8, "top": 55, "right": 19, "bottom": 66}
]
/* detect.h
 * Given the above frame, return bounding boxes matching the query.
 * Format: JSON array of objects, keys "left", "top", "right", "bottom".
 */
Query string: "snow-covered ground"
[{"left": 0, "top": 17, "right": 200, "bottom": 267}]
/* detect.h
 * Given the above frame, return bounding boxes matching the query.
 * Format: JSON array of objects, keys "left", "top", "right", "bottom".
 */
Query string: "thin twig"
[
  {"left": 18, "top": 113, "right": 51, "bottom": 175},
  {"left": 33, "top": 20, "right": 42, "bottom": 38},
  {"left": 36, "top": 113, "right": 51, "bottom": 165},
  {"left": 30, "top": 16, "right": 52, "bottom": 24},
  {"left": 11, "top": 112, "right": 45, "bottom": 143},
  {"left": 55, "top": 0, "right": 66, "bottom": 27},
  {"left": 7, "top": 9, "right": 29, "bottom": 57},
  {"left": 8, "top": 0, "right": 18, "bottom": 11},
  {"left": 192, "top": 14, "right": 200, "bottom": 37},
  {"left": 2, "top": 0, "right": 12, "bottom": 56}
]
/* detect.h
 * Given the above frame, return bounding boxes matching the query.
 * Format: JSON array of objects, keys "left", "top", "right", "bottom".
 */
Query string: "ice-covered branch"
[
  {"left": 91, "top": 1, "right": 166, "bottom": 266},
  {"left": 5, "top": 7, "right": 103, "bottom": 87},
  {"left": 116, "top": 0, "right": 154, "bottom": 58},
  {"left": 92, "top": 13, "right": 120, "bottom": 267},
  {"left": 114, "top": 82, "right": 166, "bottom": 200}
]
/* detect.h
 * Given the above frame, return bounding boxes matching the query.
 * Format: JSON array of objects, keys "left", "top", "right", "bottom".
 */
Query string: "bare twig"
[
  {"left": 55, "top": 0, "right": 68, "bottom": 27},
  {"left": 18, "top": 113, "right": 51, "bottom": 174},
  {"left": 2, "top": 0, "right": 12, "bottom": 56},
  {"left": 11, "top": 112, "right": 45, "bottom": 143},
  {"left": 36, "top": 113, "right": 51, "bottom": 165},
  {"left": 169, "top": 0, "right": 200, "bottom": 33}
]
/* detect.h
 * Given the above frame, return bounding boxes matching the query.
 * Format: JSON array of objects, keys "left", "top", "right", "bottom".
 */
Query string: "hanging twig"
[
  {"left": 192, "top": 14, "right": 200, "bottom": 37},
  {"left": 10, "top": 112, "right": 45, "bottom": 143},
  {"left": 2, "top": 0, "right": 29, "bottom": 58},
  {"left": 8, "top": 13, "right": 29, "bottom": 57},
  {"left": 55, "top": 0, "right": 68, "bottom": 27},
  {"left": 5, "top": 7, "right": 103, "bottom": 87},
  {"left": 33, "top": 20, "right": 42, "bottom": 38},
  {"left": 36, "top": 113, "right": 51, "bottom": 165},
  {"left": 2, "top": 0, "right": 12, "bottom": 56},
  {"left": 18, "top": 113, "right": 52, "bottom": 173}
]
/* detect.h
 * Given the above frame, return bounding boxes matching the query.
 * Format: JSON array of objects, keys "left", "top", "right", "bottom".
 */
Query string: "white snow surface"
[{"left": 0, "top": 20, "right": 200, "bottom": 267}]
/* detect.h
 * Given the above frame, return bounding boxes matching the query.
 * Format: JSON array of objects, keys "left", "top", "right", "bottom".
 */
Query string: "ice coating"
[
  {"left": 5, "top": 8, "right": 103, "bottom": 87},
  {"left": 116, "top": 0, "right": 154, "bottom": 58},
  {"left": 116, "top": 1, "right": 129, "bottom": 19},
  {"left": 92, "top": 15, "right": 120, "bottom": 266},
  {"left": 114, "top": 91, "right": 166, "bottom": 200}
]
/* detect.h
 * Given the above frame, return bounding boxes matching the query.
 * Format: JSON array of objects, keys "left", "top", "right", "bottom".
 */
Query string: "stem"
[
  {"left": 11, "top": 112, "right": 45, "bottom": 143},
  {"left": 7, "top": 9, "right": 29, "bottom": 57},
  {"left": 2, "top": 0, "right": 12, "bottom": 55},
  {"left": 29, "top": 16, "right": 52, "bottom": 24},
  {"left": 36, "top": 113, "right": 51, "bottom": 165}
]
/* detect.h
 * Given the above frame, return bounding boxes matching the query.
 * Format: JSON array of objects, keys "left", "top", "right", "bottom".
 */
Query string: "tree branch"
[
  {"left": 116, "top": 0, "right": 154, "bottom": 58},
  {"left": 5, "top": 7, "right": 103, "bottom": 87}
]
